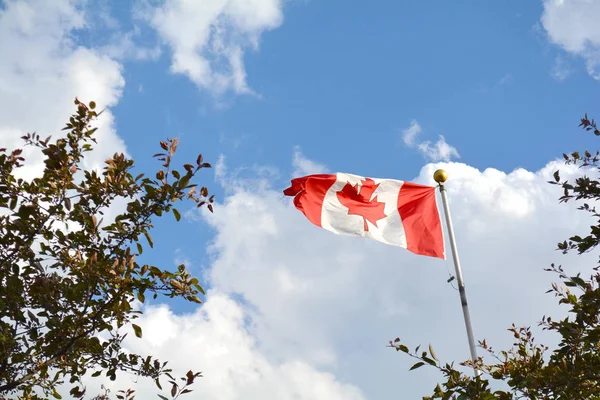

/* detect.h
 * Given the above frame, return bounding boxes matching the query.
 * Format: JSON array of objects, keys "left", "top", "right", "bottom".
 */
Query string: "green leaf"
[
  {"left": 409, "top": 362, "right": 425, "bottom": 370},
  {"left": 52, "top": 389, "right": 62, "bottom": 399},
  {"left": 137, "top": 242, "right": 143, "bottom": 255},
  {"left": 137, "top": 291, "right": 145, "bottom": 303},
  {"left": 91, "top": 371, "right": 101, "bottom": 377},
  {"left": 188, "top": 295, "right": 202, "bottom": 304},
  {"left": 158, "top": 395, "right": 169, "bottom": 400},
  {"left": 27, "top": 310, "right": 39, "bottom": 323},
  {"left": 423, "top": 356, "right": 437, "bottom": 366},
  {"left": 132, "top": 323, "right": 143, "bottom": 338},
  {"left": 64, "top": 197, "right": 71, "bottom": 211},
  {"left": 428, "top": 344, "right": 438, "bottom": 361},
  {"left": 173, "top": 208, "right": 181, "bottom": 222},
  {"left": 397, "top": 345, "right": 409, "bottom": 353},
  {"left": 144, "top": 232, "right": 154, "bottom": 248}
]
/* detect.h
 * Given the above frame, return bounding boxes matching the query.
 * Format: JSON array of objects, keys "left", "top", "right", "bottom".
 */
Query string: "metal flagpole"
[{"left": 433, "top": 169, "right": 481, "bottom": 377}]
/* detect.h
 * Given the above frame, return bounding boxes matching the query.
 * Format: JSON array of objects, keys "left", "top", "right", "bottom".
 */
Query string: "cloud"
[
  {"left": 417, "top": 136, "right": 461, "bottom": 161},
  {"left": 138, "top": 0, "right": 284, "bottom": 95},
  {"left": 551, "top": 54, "right": 572, "bottom": 81},
  {"left": 402, "top": 120, "right": 460, "bottom": 161},
  {"left": 541, "top": 0, "right": 600, "bottom": 79},
  {"left": 292, "top": 147, "right": 328, "bottom": 176},
  {"left": 0, "top": 0, "right": 127, "bottom": 180},
  {"left": 402, "top": 120, "right": 422, "bottom": 147},
  {"left": 80, "top": 293, "right": 366, "bottom": 400}
]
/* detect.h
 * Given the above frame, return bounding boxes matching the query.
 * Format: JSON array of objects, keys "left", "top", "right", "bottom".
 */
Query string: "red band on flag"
[
  {"left": 283, "top": 174, "right": 337, "bottom": 227},
  {"left": 397, "top": 182, "right": 445, "bottom": 259}
]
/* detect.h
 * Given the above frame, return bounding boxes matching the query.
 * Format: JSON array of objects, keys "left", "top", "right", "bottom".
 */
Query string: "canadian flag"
[{"left": 283, "top": 173, "right": 445, "bottom": 259}]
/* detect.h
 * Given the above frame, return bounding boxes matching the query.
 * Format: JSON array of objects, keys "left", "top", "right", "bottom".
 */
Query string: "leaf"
[
  {"left": 137, "top": 291, "right": 145, "bottom": 303},
  {"left": 158, "top": 395, "right": 169, "bottom": 400},
  {"left": 397, "top": 345, "right": 409, "bottom": 353},
  {"left": 207, "top": 204, "right": 213, "bottom": 213},
  {"left": 137, "top": 242, "right": 143, "bottom": 255},
  {"left": 409, "top": 362, "right": 425, "bottom": 370},
  {"left": 89, "top": 101, "right": 96, "bottom": 109},
  {"left": 52, "top": 388, "right": 62, "bottom": 399},
  {"left": 173, "top": 208, "right": 181, "bottom": 222},
  {"left": 64, "top": 197, "right": 71, "bottom": 211},
  {"left": 27, "top": 310, "right": 39, "bottom": 324},
  {"left": 336, "top": 178, "right": 386, "bottom": 231},
  {"left": 171, "top": 383, "right": 178, "bottom": 397},
  {"left": 200, "top": 186, "right": 208, "bottom": 197},
  {"left": 144, "top": 232, "right": 154, "bottom": 248},
  {"left": 91, "top": 371, "right": 101, "bottom": 377},
  {"left": 160, "top": 141, "right": 168, "bottom": 151},
  {"left": 423, "top": 356, "right": 437, "bottom": 366},
  {"left": 429, "top": 344, "right": 438, "bottom": 361},
  {"left": 196, "top": 154, "right": 203, "bottom": 165},
  {"left": 132, "top": 323, "right": 143, "bottom": 338}
]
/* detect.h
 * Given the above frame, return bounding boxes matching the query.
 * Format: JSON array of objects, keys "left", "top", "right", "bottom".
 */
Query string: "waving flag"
[{"left": 283, "top": 173, "right": 445, "bottom": 259}]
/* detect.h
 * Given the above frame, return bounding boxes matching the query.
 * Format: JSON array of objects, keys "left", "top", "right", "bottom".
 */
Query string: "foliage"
[
  {"left": 389, "top": 115, "right": 600, "bottom": 399},
  {"left": 0, "top": 99, "right": 214, "bottom": 399}
]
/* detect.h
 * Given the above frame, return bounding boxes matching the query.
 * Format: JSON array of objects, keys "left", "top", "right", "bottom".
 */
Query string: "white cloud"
[
  {"left": 402, "top": 120, "right": 422, "bottom": 147},
  {"left": 292, "top": 147, "right": 328, "bottom": 176},
  {"left": 551, "top": 54, "right": 572, "bottom": 81},
  {"left": 0, "top": 0, "right": 127, "bottom": 180},
  {"left": 81, "top": 293, "right": 366, "bottom": 400},
  {"left": 541, "top": 0, "right": 600, "bottom": 79},
  {"left": 417, "top": 136, "right": 461, "bottom": 162},
  {"left": 402, "top": 120, "right": 460, "bottom": 161},
  {"left": 139, "top": 0, "right": 284, "bottom": 95}
]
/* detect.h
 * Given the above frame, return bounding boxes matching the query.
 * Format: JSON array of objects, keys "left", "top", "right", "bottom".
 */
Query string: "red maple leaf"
[{"left": 336, "top": 178, "right": 387, "bottom": 231}]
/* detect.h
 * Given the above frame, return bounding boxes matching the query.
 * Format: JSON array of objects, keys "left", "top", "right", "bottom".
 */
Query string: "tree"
[
  {"left": 389, "top": 115, "right": 600, "bottom": 399},
  {"left": 0, "top": 98, "right": 214, "bottom": 399}
]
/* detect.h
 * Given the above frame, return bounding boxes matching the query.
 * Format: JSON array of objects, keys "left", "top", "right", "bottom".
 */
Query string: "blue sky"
[
  {"left": 108, "top": 0, "right": 598, "bottom": 292},
  {"left": 2, "top": 0, "right": 600, "bottom": 398}
]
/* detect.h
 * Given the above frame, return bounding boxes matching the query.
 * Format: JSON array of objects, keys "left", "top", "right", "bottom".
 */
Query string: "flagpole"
[{"left": 433, "top": 169, "right": 480, "bottom": 377}]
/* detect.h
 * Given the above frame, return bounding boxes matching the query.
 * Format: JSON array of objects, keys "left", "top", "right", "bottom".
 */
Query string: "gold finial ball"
[{"left": 433, "top": 169, "right": 448, "bottom": 183}]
